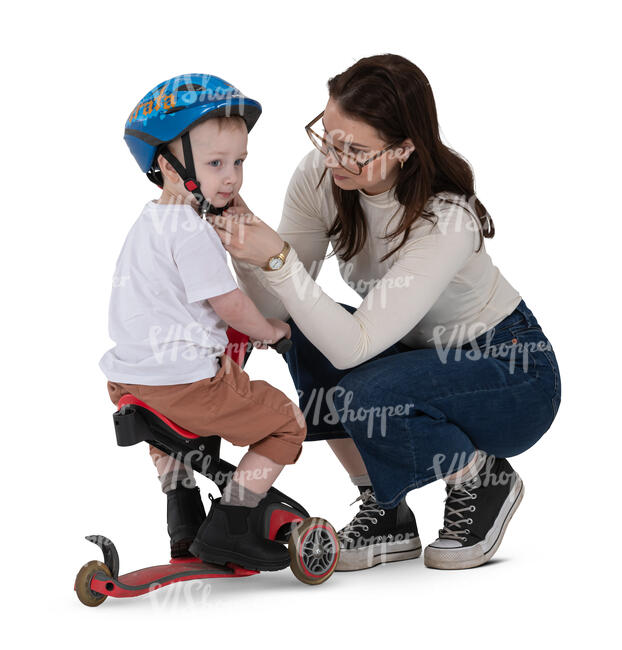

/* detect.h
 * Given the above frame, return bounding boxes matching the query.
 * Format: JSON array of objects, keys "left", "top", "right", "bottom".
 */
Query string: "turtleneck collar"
[{"left": 357, "top": 184, "right": 398, "bottom": 207}]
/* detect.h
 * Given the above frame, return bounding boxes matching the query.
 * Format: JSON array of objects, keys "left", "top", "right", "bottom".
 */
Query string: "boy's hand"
[
  {"left": 251, "top": 318, "right": 291, "bottom": 350},
  {"left": 268, "top": 318, "right": 291, "bottom": 343}
]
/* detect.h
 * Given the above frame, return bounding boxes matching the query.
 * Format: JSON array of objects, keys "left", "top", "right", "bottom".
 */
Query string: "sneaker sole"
[
  {"left": 336, "top": 536, "right": 422, "bottom": 572},
  {"left": 424, "top": 475, "right": 524, "bottom": 570}
]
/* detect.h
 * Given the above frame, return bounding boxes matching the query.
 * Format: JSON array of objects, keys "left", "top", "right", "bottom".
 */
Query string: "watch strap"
[{"left": 263, "top": 241, "right": 290, "bottom": 271}]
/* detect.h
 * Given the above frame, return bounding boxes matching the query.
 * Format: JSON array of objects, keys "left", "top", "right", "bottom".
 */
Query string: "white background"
[{"left": 2, "top": 0, "right": 619, "bottom": 647}]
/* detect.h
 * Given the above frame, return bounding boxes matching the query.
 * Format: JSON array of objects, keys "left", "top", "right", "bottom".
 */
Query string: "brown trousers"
[{"left": 106, "top": 354, "right": 306, "bottom": 465}]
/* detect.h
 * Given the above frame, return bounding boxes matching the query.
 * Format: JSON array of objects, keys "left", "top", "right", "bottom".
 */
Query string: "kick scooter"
[{"left": 75, "top": 329, "right": 339, "bottom": 606}]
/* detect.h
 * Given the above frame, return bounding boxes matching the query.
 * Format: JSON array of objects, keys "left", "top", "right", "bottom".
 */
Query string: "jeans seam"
[
  {"left": 540, "top": 348, "right": 560, "bottom": 395},
  {"left": 540, "top": 348, "right": 561, "bottom": 418},
  {"left": 509, "top": 325, "right": 560, "bottom": 407},
  {"left": 508, "top": 326, "right": 541, "bottom": 380}
]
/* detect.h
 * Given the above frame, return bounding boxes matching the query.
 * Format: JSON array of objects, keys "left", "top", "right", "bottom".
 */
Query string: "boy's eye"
[{"left": 206, "top": 159, "right": 245, "bottom": 167}]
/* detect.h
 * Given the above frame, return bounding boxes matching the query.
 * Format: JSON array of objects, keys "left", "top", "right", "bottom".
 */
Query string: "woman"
[{"left": 211, "top": 54, "right": 561, "bottom": 572}]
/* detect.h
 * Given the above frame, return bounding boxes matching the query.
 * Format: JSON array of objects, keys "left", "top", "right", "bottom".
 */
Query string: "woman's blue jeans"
[{"left": 283, "top": 299, "right": 561, "bottom": 508}]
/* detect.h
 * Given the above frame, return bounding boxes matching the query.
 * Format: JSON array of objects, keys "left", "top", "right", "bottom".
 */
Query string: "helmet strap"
[{"left": 158, "top": 134, "right": 230, "bottom": 219}]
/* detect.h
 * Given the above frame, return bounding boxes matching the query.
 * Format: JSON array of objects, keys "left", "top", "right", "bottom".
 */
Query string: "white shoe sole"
[
  {"left": 424, "top": 475, "right": 524, "bottom": 570},
  {"left": 336, "top": 536, "right": 422, "bottom": 571}
]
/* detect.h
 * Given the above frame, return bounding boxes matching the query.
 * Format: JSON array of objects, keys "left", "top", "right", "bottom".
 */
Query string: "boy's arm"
[
  {"left": 172, "top": 220, "right": 286, "bottom": 343},
  {"left": 208, "top": 288, "right": 284, "bottom": 344},
  {"left": 230, "top": 258, "right": 290, "bottom": 321}
]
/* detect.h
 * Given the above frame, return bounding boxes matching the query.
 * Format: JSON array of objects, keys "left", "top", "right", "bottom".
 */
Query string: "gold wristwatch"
[{"left": 263, "top": 241, "right": 291, "bottom": 271}]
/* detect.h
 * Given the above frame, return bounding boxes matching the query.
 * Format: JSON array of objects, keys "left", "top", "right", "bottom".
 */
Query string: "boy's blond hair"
[{"left": 167, "top": 115, "right": 246, "bottom": 162}]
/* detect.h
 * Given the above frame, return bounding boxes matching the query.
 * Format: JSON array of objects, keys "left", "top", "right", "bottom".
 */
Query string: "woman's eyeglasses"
[{"left": 305, "top": 110, "right": 400, "bottom": 176}]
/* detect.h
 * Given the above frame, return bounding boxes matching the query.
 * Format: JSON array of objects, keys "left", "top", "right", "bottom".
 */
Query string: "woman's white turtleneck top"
[{"left": 232, "top": 149, "right": 521, "bottom": 370}]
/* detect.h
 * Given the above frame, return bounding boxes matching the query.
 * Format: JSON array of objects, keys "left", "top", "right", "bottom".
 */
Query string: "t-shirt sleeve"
[{"left": 173, "top": 222, "right": 238, "bottom": 303}]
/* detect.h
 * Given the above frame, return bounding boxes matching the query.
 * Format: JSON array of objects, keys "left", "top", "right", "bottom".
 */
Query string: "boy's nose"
[{"left": 223, "top": 166, "right": 241, "bottom": 182}]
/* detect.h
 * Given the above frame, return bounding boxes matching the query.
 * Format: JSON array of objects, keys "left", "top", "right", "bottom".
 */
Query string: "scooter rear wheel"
[
  {"left": 75, "top": 560, "right": 112, "bottom": 607},
  {"left": 288, "top": 517, "right": 339, "bottom": 585}
]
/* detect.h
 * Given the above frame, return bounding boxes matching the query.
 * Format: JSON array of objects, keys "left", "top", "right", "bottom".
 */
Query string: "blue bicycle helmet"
[{"left": 124, "top": 73, "right": 262, "bottom": 216}]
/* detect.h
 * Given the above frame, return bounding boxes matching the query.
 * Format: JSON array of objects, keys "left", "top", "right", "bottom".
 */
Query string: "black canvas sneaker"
[
  {"left": 336, "top": 488, "right": 422, "bottom": 571},
  {"left": 424, "top": 453, "right": 524, "bottom": 570}
]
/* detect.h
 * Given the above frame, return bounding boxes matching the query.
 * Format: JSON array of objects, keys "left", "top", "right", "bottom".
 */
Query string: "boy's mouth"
[{"left": 217, "top": 192, "right": 233, "bottom": 198}]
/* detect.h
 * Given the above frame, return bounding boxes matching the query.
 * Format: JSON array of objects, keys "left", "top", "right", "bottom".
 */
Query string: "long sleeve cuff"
[{"left": 259, "top": 246, "right": 369, "bottom": 369}]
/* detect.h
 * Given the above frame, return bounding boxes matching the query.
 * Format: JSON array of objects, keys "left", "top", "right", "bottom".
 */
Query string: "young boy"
[{"left": 99, "top": 74, "right": 306, "bottom": 572}]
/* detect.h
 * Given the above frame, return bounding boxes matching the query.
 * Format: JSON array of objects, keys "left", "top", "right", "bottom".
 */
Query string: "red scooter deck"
[{"left": 89, "top": 556, "right": 258, "bottom": 599}]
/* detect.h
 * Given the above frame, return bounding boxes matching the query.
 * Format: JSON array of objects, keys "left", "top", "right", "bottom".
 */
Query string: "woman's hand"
[{"left": 209, "top": 194, "right": 285, "bottom": 267}]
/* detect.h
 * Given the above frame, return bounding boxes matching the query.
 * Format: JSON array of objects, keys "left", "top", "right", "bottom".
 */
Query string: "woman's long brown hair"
[{"left": 320, "top": 54, "right": 494, "bottom": 263}]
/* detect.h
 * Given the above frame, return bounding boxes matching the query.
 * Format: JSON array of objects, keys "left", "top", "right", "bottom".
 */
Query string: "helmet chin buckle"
[
  {"left": 200, "top": 199, "right": 230, "bottom": 220},
  {"left": 181, "top": 178, "right": 228, "bottom": 220}
]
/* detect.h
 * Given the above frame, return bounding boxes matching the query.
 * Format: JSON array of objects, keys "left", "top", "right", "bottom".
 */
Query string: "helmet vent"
[{"left": 176, "top": 83, "right": 206, "bottom": 92}]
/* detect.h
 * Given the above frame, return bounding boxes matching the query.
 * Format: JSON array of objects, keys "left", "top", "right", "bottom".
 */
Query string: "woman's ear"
[{"left": 399, "top": 138, "right": 415, "bottom": 163}]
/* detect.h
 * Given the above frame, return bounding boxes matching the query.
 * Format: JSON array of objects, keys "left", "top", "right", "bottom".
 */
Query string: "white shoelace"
[
  {"left": 438, "top": 480, "right": 479, "bottom": 542},
  {"left": 338, "top": 489, "right": 386, "bottom": 543}
]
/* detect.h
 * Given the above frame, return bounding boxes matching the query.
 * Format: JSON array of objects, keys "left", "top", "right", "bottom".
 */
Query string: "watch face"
[{"left": 269, "top": 257, "right": 283, "bottom": 270}]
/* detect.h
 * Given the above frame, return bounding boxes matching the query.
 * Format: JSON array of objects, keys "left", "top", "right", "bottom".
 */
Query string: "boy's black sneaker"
[
  {"left": 336, "top": 488, "right": 422, "bottom": 571},
  {"left": 167, "top": 484, "right": 206, "bottom": 558},
  {"left": 189, "top": 496, "right": 290, "bottom": 572},
  {"left": 424, "top": 454, "right": 524, "bottom": 570}
]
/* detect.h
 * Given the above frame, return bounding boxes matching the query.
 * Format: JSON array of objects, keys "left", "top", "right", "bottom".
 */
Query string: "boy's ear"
[{"left": 158, "top": 153, "right": 181, "bottom": 185}]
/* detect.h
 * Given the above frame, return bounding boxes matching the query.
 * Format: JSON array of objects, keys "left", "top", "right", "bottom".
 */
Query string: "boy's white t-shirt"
[{"left": 99, "top": 200, "right": 238, "bottom": 385}]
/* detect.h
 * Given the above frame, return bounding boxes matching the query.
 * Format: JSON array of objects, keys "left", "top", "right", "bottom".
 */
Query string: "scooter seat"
[
  {"left": 112, "top": 326, "right": 251, "bottom": 448},
  {"left": 116, "top": 394, "right": 199, "bottom": 440}
]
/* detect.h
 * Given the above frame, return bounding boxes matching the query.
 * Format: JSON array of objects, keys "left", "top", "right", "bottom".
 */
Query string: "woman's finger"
[
  {"left": 231, "top": 193, "right": 251, "bottom": 212},
  {"left": 211, "top": 213, "right": 237, "bottom": 234},
  {"left": 223, "top": 207, "right": 258, "bottom": 226}
]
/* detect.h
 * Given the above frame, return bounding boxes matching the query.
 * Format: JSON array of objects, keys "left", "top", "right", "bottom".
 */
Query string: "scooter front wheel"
[
  {"left": 75, "top": 560, "right": 112, "bottom": 607},
  {"left": 288, "top": 517, "right": 339, "bottom": 585}
]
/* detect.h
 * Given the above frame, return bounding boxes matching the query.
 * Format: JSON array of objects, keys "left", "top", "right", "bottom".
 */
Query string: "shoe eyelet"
[
  {"left": 372, "top": 518, "right": 378, "bottom": 524},
  {"left": 471, "top": 494, "right": 477, "bottom": 499},
  {"left": 363, "top": 525, "right": 369, "bottom": 531},
  {"left": 355, "top": 532, "right": 360, "bottom": 537},
  {"left": 461, "top": 537, "right": 467, "bottom": 542},
  {"left": 465, "top": 529, "right": 470, "bottom": 534},
  {"left": 467, "top": 518, "right": 473, "bottom": 524},
  {"left": 380, "top": 510, "right": 385, "bottom": 516},
  {"left": 470, "top": 505, "right": 476, "bottom": 512}
]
